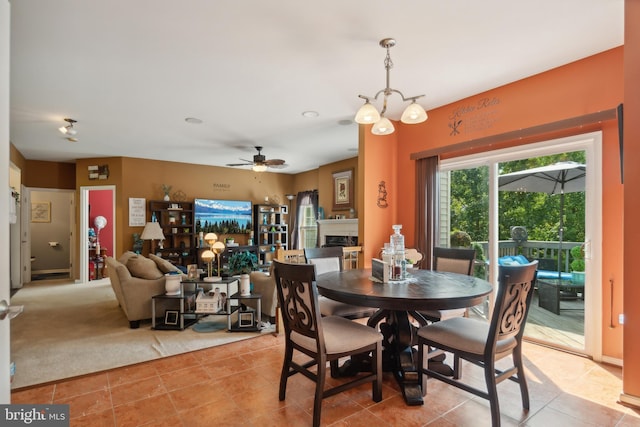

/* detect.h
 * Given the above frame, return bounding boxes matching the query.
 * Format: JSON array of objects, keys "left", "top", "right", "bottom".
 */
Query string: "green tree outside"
[{"left": 449, "top": 151, "right": 586, "bottom": 244}]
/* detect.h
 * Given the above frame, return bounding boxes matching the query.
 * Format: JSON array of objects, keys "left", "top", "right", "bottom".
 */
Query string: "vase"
[
  {"left": 163, "top": 194, "right": 170, "bottom": 201},
  {"left": 165, "top": 274, "right": 181, "bottom": 295},
  {"left": 240, "top": 273, "right": 251, "bottom": 296}
]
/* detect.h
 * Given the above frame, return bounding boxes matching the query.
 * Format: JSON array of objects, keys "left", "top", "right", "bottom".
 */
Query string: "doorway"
[
  {"left": 80, "top": 186, "right": 116, "bottom": 283},
  {"left": 25, "top": 188, "right": 75, "bottom": 282},
  {"left": 438, "top": 132, "right": 602, "bottom": 359}
]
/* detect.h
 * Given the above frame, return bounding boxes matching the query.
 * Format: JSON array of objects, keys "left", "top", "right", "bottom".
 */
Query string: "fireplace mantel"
[{"left": 317, "top": 219, "right": 358, "bottom": 246}]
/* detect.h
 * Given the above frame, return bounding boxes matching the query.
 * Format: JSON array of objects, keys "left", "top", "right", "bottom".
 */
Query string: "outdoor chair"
[
  {"left": 419, "top": 247, "right": 476, "bottom": 322},
  {"left": 272, "top": 261, "right": 382, "bottom": 427},
  {"left": 417, "top": 261, "right": 538, "bottom": 427},
  {"left": 304, "top": 247, "right": 377, "bottom": 320}
]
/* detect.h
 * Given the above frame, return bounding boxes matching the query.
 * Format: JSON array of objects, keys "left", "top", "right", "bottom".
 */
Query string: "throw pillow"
[
  {"left": 149, "top": 253, "right": 180, "bottom": 274},
  {"left": 118, "top": 251, "right": 138, "bottom": 265},
  {"left": 126, "top": 255, "right": 164, "bottom": 279}
]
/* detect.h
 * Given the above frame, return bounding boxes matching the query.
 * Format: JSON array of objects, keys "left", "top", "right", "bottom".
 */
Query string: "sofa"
[
  {"left": 106, "top": 251, "right": 184, "bottom": 328},
  {"left": 498, "top": 254, "right": 572, "bottom": 280}
]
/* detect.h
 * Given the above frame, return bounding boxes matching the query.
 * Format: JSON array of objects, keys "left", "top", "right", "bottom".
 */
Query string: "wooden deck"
[
  {"left": 469, "top": 290, "right": 585, "bottom": 352},
  {"left": 525, "top": 291, "right": 585, "bottom": 351}
]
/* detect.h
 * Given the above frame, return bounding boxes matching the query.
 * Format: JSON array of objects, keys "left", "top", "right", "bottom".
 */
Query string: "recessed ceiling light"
[
  {"left": 185, "top": 117, "right": 203, "bottom": 124},
  {"left": 302, "top": 111, "right": 319, "bottom": 118}
]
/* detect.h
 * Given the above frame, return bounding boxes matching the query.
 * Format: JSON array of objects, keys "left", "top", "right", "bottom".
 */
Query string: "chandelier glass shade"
[{"left": 355, "top": 38, "right": 427, "bottom": 135}]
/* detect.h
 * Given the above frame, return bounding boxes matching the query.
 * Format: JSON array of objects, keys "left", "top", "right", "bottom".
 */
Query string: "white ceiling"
[{"left": 9, "top": 1, "right": 624, "bottom": 174}]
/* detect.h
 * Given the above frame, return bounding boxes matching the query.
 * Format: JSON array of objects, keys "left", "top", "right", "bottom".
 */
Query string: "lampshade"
[
  {"left": 400, "top": 101, "right": 428, "bottom": 124},
  {"left": 140, "top": 222, "right": 165, "bottom": 241},
  {"left": 252, "top": 164, "right": 268, "bottom": 172},
  {"left": 201, "top": 249, "right": 215, "bottom": 263},
  {"left": 204, "top": 233, "right": 218, "bottom": 247},
  {"left": 371, "top": 117, "right": 395, "bottom": 136},
  {"left": 354, "top": 101, "right": 381, "bottom": 124},
  {"left": 212, "top": 240, "right": 225, "bottom": 254}
]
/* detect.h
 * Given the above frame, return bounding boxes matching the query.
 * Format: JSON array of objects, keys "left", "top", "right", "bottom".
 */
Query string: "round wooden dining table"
[{"left": 316, "top": 268, "right": 493, "bottom": 406}]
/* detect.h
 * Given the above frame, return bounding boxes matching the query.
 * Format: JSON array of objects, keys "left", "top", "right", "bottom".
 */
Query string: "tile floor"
[{"left": 11, "top": 333, "right": 640, "bottom": 427}]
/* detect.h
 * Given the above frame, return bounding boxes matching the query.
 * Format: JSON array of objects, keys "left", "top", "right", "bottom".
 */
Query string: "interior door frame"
[
  {"left": 80, "top": 185, "right": 116, "bottom": 283},
  {"left": 439, "top": 131, "right": 602, "bottom": 361}
]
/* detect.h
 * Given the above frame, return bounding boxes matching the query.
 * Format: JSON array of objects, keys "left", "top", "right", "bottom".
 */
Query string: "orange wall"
[
  {"left": 623, "top": 0, "right": 640, "bottom": 404},
  {"left": 361, "top": 47, "right": 624, "bottom": 360},
  {"left": 360, "top": 128, "right": 398, "bottom": 265}
]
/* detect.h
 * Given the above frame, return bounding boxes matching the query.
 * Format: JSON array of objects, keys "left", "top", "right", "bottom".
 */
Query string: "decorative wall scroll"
[
  {"left": 332, "top": 169, "right": 353, "bottom": 211},
  {"left": 128, "top": 198, "right": 146, "bottom": 226}
]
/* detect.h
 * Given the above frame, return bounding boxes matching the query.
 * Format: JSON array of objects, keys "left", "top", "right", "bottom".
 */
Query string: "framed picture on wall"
[
  {"left": 332, "top": 169, "right": 353, "bottom": 211},
  {"left": 128, "top": 197, "right": 146, "bottom": 226},
  {"left": 31, "top": 201, "right": 51, "bottom": 223}
]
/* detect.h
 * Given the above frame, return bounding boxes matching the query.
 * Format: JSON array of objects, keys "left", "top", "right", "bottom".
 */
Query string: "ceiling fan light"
[
  {"left": 354, "top": 101, "right": 381, "bottom": 124},
  {"left": 371, "top": 117, "right": 395, "bottom": 135},
  {"left": 400, "top": 102, "right": 428, "bottom": 124},
  {"left": 252, "top": 164, "right": 268, "bottom": 172},
  {"left": 58, "top": 125, "right": 68, "bottom": 134}
]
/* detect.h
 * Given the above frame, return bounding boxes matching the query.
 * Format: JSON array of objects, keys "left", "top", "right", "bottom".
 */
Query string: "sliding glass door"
[{"left": 438, "top": 132, "right": 602, "bottom": 357}]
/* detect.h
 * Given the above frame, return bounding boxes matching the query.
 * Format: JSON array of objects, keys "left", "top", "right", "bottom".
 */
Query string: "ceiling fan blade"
[
  {"left": 225, "top": 162, "right": 252, "bottom": 167},
  {"left": 264, "top": 159, "right": 285, "bottom": 166},
  {"left": 267, "top": 163, "right": 288, "bottom": 169}
]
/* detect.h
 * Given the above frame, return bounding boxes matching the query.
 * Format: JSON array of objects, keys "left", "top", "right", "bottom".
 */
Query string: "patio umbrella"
[{"left": 498, "top": 161, "right": 586, "bottom": 279}]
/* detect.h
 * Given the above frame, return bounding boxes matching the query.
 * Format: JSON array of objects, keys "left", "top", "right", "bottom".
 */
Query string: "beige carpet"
[{"left": 10, "top": 278, "right": 270, "bottom": 389}]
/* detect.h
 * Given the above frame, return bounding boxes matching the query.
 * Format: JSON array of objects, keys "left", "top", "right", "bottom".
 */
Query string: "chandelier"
[{"left": 354, "top": 38, "right": 428, "bottom": 135}]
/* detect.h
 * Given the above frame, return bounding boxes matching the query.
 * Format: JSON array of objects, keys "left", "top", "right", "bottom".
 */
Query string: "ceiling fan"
[{"left": 226, "top": 146, "right": 287, "bottom": 171}]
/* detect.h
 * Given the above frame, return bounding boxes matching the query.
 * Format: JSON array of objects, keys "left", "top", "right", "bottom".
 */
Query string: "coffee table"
[{"left": 537, "top": 278, "right": 584, "bottom": 315}]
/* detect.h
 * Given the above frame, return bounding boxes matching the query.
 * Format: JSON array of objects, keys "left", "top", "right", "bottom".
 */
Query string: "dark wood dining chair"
[
  {"left": 272, "top": 260, "right": 383, "bottom": 427},
  {"left": 417, "top": 261, "right": 538, "bottom": 427},
  {"left": 418, "top": 246, "right": 476, "bottom": 322},
  {"left": 304, "top": 247, "right": 377, "bottom": 320}
]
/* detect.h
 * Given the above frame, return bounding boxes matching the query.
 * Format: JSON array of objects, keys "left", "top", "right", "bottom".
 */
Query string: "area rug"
[{"left": 9, "top": 279, "right": 270, "bottom": 389}]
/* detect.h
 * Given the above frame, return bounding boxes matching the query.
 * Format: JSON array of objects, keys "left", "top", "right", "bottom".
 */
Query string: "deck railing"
[{"left": 476, "top": 240, "right": 582, "bottom": 272}]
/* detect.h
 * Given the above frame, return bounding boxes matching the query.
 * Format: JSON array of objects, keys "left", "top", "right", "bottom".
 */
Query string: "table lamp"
[
  {"left": 201, "top": 250, "right": 218, "bottom": 282},
  {"left": 140, "top": 222, "right": 165, "bottom": 254},
  {"left": 212, "top": 240, "right": 226, "bottom": 278}
]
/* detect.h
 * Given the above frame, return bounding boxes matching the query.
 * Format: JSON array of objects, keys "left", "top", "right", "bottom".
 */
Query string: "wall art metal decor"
[{"left": 377, "top": 181, "right": 388, "bottom": 208}]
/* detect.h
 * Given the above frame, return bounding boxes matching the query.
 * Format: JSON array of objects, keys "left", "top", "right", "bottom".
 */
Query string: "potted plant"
[
  {"left": 570, "top": 244, "right": 585, "bottom": 284},
  {"left": 228, "top": 250, "right": 259, "bottom": 295},
  {"left": 450, "top": 230, "right": 471, "bottom": 248}
]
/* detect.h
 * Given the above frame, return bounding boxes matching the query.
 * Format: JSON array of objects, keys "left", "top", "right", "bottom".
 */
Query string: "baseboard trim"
[
  {"left": 601, "top": 355, "right": 622, "bottom": 367},
  {"left": 620, "top": 392, "right": 640, "bottom": 409}
]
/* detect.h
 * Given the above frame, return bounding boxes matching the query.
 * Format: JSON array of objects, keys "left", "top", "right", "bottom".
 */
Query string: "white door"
[{"left": 439, "top": 132, "right": 602, "bottom": 360}]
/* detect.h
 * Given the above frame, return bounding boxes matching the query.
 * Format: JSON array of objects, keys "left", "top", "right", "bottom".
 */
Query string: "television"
[{"left": 194, "top": 199, "right": 253, "bottom": 234}]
